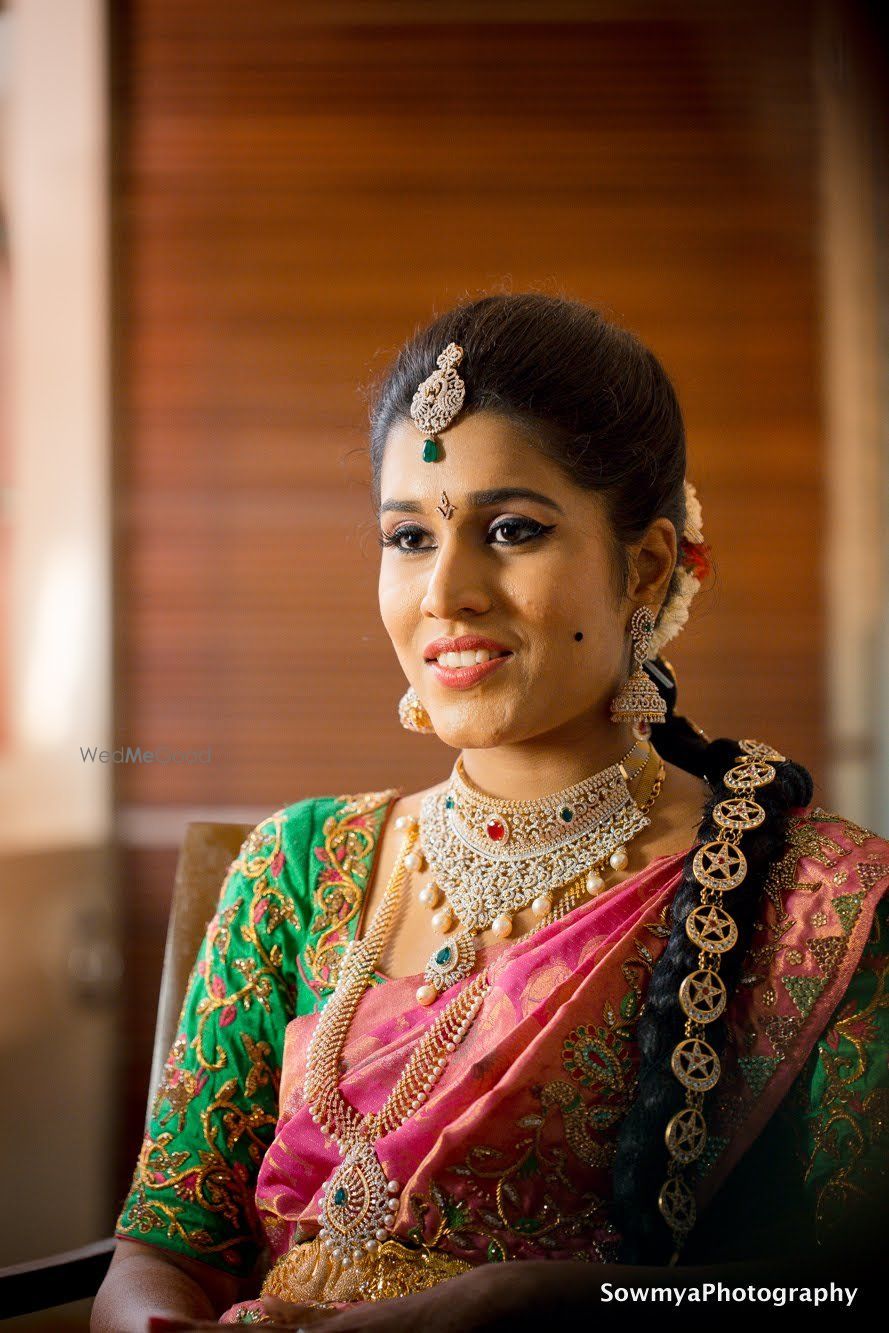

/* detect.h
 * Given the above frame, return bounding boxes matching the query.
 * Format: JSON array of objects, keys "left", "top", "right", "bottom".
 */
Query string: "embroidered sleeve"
[
  {"left": 799, "top": 891, "right": 888, "bottom": 1248},
  {"left": 114, "top": 808, "right": 304, "bottom": 1278}
]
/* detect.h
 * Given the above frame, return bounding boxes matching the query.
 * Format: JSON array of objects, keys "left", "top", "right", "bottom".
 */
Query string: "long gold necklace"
[{"left": 304, "top": 821, "right": 490, "bottom": 1268}]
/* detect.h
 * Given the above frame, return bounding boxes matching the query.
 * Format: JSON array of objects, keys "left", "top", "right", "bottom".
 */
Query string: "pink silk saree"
[{"left": 217, "top": 799, "right": 888, "bottom": 1324}]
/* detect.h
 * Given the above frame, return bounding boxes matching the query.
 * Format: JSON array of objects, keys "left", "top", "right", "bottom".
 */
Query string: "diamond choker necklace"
[{"left": 412, "top": 741, "right": 664, "bottom": 998}]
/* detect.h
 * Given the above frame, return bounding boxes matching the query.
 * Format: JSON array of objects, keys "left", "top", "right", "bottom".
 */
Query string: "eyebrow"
[{"left": 378, "top": 487, "right": 565, "bottom": 517}]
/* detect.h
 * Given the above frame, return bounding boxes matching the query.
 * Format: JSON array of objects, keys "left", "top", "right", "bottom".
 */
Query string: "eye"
[
  {"left": 377, "top": 524, "right": 432, "bottom": 552},
  {"left": 488, "top": 517, "right": 554, "bottom": 546}
]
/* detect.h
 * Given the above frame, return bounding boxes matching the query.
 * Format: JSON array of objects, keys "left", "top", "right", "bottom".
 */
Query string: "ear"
[{"left": 625, "top": 517, "right": 677, "bottom": 609}]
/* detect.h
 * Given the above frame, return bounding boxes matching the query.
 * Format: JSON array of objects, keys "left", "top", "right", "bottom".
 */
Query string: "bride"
[{"left": 93, "top": 293, "right": 887, "bottom": 1329}]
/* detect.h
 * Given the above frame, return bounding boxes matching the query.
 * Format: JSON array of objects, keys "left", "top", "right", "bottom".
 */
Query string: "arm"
[
  {"left": 798, "top": 890, "right": 888, "bottom": 1258},
  {"left": 91, "top": 1239, "right": 245, "bottom": 1331},
  {"left": 93, "top": 809, "right": 304, "bottom": 1330}
]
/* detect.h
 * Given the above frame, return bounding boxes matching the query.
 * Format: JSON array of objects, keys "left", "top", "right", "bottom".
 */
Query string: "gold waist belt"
[{"left": 261, "top": 1232, "right": 474, "bottom": 1305}]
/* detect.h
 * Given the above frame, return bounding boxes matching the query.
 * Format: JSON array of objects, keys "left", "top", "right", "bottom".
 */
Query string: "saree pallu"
[{"left": 112, "top": 789, "right": 889, "bottom": 1325}]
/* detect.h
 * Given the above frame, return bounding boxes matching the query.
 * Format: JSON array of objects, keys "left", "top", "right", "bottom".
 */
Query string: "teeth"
[{"left": 436, "top": 649, "right": 504, "bottom": 668}]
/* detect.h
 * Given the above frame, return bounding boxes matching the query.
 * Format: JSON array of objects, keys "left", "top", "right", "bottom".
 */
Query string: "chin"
[{"left": 432, "top": 706, "right": 518, "bottom": 750}]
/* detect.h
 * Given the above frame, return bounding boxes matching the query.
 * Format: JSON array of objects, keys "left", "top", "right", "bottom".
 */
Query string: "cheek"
[{"left": 378, "top": 565, "right": 418, "bottom": 638}]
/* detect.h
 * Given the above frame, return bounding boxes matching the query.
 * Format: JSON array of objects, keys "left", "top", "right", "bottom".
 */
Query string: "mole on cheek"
[{"left": 574, "top": 631, "right": 584, "bottom": 641}]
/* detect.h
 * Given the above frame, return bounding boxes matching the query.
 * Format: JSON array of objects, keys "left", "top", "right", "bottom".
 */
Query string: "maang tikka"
[
  {"left": 410, "top": 342, "right": 466, "bottom": 461},
  {"left": 610, "top": 606, "right": 668, "bottom": 726}
]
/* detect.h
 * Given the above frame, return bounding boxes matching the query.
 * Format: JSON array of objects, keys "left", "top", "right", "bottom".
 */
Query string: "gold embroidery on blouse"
[
  {"left": 803, "top": 907, "right": 887, "bottom": 1239},
  {"left": 303, "top": 788, "right": 399, "bottom": 995}
]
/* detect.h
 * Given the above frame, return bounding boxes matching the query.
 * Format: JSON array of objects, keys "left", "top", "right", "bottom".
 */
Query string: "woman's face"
[{"left": 378, "top": 410, "right": 674, "bottom": 750}]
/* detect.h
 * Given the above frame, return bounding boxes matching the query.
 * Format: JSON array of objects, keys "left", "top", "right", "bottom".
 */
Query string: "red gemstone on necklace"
[{"left": 486, "top": 818, "right": 506, "bottom": 841}]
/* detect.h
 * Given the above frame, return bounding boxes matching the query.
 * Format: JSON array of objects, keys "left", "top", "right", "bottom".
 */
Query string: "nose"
[{"left": 420, "top": 535, "right": 491, "bottom": 620}]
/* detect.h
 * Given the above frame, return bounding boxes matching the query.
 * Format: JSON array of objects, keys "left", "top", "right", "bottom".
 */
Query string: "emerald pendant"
[
  {"left": 422, "top": 438, "right": 440, "bottom": 462},
  {"left": 424, "top": 930, "right": 476, "bottom": 993}
]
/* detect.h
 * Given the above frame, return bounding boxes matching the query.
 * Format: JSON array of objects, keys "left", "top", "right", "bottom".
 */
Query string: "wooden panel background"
[{"left": 109, "top": 0, "right": 826, "bottom": 1195}]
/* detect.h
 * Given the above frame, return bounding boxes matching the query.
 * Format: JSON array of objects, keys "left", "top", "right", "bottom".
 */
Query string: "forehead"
[{"left": 380, "top": 410, "right": 574, "bottom": 504}]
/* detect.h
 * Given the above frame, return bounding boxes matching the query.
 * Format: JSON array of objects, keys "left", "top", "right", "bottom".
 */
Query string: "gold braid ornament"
[{"left": 657, "top": 737, "right": 786, "bottom": 1260}]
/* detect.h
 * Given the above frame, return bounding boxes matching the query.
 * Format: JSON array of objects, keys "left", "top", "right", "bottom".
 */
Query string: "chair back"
[{"left": 146, "top": 821, "right": 254, "bottom": 1130}]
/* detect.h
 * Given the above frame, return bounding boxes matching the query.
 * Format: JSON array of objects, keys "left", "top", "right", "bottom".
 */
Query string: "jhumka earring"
[
  {"left": 398, "top": 686, "right": 435, "bottom": 734},
  {"left": 610, "top": 606, "right": 668, "bottom": 726}
]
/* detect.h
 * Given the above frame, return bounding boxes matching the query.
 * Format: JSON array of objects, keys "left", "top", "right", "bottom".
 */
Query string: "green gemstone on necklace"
[
  {"left": 422, "top": 438, "right": 440, "bottom": 461},
  {"left": 435, "top": 946, "right": 452, "bottom": 966},
  {"left": 559, "top": 806, "right": 574, "bottom": 822},
  {"left": 333, "top": 1186, "right": 347, "bottom": 1206},
  {"left": 445, "top": 795, "right": 455, "bottom": 809}
]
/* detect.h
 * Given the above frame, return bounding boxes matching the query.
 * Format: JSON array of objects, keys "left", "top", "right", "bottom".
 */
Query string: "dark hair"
[
  {"left": 368, "top": 292, "right": 813, "bottom": 1263},
  {"left": 368, "top": 291, "right": 688, "bottom": 612}
]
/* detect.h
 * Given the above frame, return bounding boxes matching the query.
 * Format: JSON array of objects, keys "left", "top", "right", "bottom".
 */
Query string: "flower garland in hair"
[{"left": 647, "top": 481, "right": 712, "bottom": 658}]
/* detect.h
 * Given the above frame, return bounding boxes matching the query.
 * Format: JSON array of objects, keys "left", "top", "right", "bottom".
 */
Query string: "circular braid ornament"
[{"left": 658, "top": 736, "right": 786, "bottom": 1259}]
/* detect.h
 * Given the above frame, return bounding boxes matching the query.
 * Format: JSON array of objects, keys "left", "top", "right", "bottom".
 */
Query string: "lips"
[{"left": 423, "top": 634, "right": 513, "bottom": 661}]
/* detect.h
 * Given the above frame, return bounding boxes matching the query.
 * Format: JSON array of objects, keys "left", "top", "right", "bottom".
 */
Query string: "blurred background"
[{"left": 0, "top": 0, "right": 886, "bottom": 1322}]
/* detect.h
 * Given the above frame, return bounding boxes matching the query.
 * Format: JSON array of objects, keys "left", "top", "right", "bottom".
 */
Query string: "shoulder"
[
  {"left": 231, "top": 788, "right": 403, "bottom": 889},
  {"left": 755, "top": 803, "right": 889, "bottom": 999},
  {"left": 777, "top": 804, "right": 889, "bottom": 898}
]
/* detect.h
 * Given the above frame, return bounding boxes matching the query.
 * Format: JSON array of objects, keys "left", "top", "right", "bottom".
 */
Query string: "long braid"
[{"left": 611, "top": 659, "right": 814, "bottom": 1264}]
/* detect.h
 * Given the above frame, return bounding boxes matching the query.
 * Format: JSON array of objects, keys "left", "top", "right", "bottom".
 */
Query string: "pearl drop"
[
  {"left": 531, "top": 894, "right": 552, "bottom": 917},
  {"left": 418, "top": 883, "right": 440, "bottom": 907},
  {"left": 394, "top": 815, "right": 409, "bottom": 829},
  {"left": 404, "top": 851, "right": 422, "bottom": 871},
  {"left": 416, "top": 983, "right": 437, "bottom": 1006},
  {"left": 387, "top": 1197, "right": 399, "bottom": 1211},
  {"left": 446, "top": 1041, "right": 456, "bottom": 1051},
  {"left": 609, "top": 846, "right": 628, "bottom": 870},
  {"left": 491, "top": 914, "right": 513, "bottom": 939},
  {"left": 376, "top": 1228, "right": 388, "bottom": 1241},
  {"left": 387, "top": 1180, "right": 401, "bottom": 1194},
  {"left": 366, "top": 1239, "right": 379, "bottom": 1252},
  {"left": 431, "top": 907, "right": 453, "bottom": 934},
  {"left": 586, "top": 870, "right": 605, "bottom": 895},
  {"left": 341, "top": 1255, "right": 351, "bottom": 1268}
]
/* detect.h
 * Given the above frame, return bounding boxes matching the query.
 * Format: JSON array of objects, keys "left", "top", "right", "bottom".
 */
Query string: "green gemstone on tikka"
[
  {"left": 559, "top": 806, "right": 574, "bottom": 822},
  {"left": 422, "top": 438, "right": 440, "bottom": 461},
  {"left": 333, "top": 1186, "right": 347, "bottom": 1206}
]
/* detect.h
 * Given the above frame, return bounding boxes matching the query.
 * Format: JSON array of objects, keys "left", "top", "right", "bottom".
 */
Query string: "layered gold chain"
[{"left": 304, "top": 821, "right": 493, "bottom": 1266}]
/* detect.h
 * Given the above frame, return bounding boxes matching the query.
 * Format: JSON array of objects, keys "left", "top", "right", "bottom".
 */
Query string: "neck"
[{"left": 459, "top": 712, "right": 639, "bottom": 801}]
